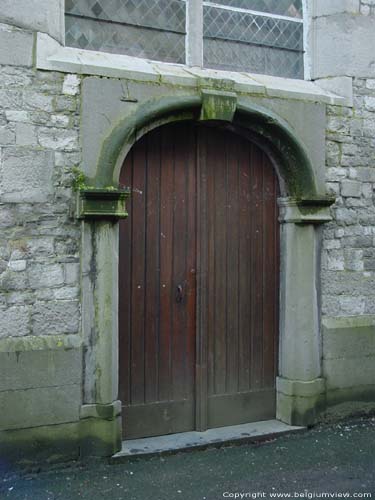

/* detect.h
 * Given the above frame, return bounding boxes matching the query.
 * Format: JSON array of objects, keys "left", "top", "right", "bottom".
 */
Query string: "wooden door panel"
[
  {"left": 119, "top": 123, "right": 197, "bottom": 439},
  {"left": 198, "top": 127, "right": 279, "bottom": 427},
  {"left": 119, "top": 122, "right": 279, "bottom": 439}
]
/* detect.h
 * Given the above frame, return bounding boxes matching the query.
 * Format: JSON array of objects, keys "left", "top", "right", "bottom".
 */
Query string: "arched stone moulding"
[{"left": 79, "top": 90, "right": 334, "bottom": 455}]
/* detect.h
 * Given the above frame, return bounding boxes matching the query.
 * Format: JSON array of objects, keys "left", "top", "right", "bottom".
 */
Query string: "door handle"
[{"left": 176, "top": 284, "right": 184, "bottom": 303}]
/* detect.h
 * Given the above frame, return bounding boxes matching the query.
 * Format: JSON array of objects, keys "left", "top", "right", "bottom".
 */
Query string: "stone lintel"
[
  {"left": 278, "top": 197, "right": 335, "bottom": 224},
  {"left": 80, "top": 400, "right": 122, "bottom": 421},
  {"left": 77, "top": 188, "right": 130, "bottom": 220},
  {"left": 199, "top": 89, "right": 237, "bottom": 122}
]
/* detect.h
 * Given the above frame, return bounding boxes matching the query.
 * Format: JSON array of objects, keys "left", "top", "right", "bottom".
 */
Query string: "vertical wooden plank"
[
  {"left": 130, "top": 140, "right": 147, "bottom": 404},
  {"left": 185, "top": 124, "right": 197, "bottom": 401},
  {"left": 144, "top": 130, "right": 161, "bottom": 403},
  {"left": 225, "top": 133, "right": 240, "bottom": 394},
  {"left": 119, "top": 151, "right": 133, "bottom": 405},
  {"left": 171, "top": 123, "right": 189, "bottom": 400},
  {"left": 158, "top": 125, "right": 175, "bottom": 402},
  {"left": 238, "top": 138, "right": 251, "bottom": 393},
  {"left": 250, "top": 143, "right": 264, "bottom": 390},
  {"left": 211, "top": 128, "right": 228, "bottom": 395},
  {"left": 196, "top": 124, "right": 209, "bottom": 430},
  {"left": 205, "top": 127, "right": 215, "bottom": 399}
]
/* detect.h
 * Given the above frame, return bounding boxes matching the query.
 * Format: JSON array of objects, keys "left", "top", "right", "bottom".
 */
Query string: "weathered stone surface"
[
  {"left": 0, "top": 125, "right": 15, "bottom": 145},
  {"left": 0, "top": 305, "right": 30, "bottom": 338},
  {"left": 0, "top": 24, "right": 33, "bottom": 68},
  {"left": 0, "top": 149, "right": 54, "bottom": 202},
  {"left": 324, "top": 356, "right": 375, "bottom": 390},
  {"left": 32, "top": 300, "right": 80, "bottom": 335},
  {"left": 341, "top": 180, "right": 362, "bottom": 198},
  {"left": 15, "top": 123, "right": 37, "bottom": 146},
  {"left": 28, "top": 263, "right": 64, "bottom": 289},
  {"left": 0, "top": 384, "right": 80, "bottom": 431},
  {"left": 0, "top": 348, "right": 82, "bottom": 392},
  {"left": 37, "top": 127, "right": 79, "bottom": 151},
  {"left": 63, "top": 74, "right": 81, "bottom": 96},
  {"left": 0, "top": 0, "right": 65, "bottom": 44}
]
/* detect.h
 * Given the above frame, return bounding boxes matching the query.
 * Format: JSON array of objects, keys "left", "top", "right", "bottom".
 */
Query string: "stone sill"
[{"left": 36, "top": 32, "right": 349, "bottom": 106}]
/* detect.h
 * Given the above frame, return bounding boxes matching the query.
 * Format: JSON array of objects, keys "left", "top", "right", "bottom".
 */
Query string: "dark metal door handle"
[{"left": 176, "top": 284, "right": 183, "bottom": 303}]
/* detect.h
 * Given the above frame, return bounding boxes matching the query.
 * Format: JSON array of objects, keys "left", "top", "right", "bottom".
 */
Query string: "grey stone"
[
  {"left": 62, "top": 75, "right": 81, "bottom": 96},
  {"left": 323, "top": 316, "right": 375, "bottom": 360},
  {"left": 4, "top": 110, "right": 30, "bottom": 122},
  {"left": 15, "top": 123, "right": 37, "bottom": 146},
  {"left": 341, "top": 180, "right": 362, "bottom": 197},
  {"left": 0, "top": 149, "right": 54, "bottom": 202},
  {"left": 0, "top": 349, "right": 82, "bottom": 392},
  {"left": 324, "top": 356, "right": 375, "bottom": 390},
  {"left": 64, "top": 262, "right": 80, "bottom": 285},
  {"left": 313, "top": 0, "right": 360, "bottom": 16},
  {"left": 0, "top": 305, "right": 30, "bottom": 338},
  {"left": 37, "top": 127, "right": 79, "bottom": 151},
  {"left": 23, "top": 92, "right": 54, "bottom": 112},
  {"left": 0, "top": 24, "right": 33, "bottom": 68},
  {"left": 0, "top": 384, "right": 80, "bottom": 431},
  {"left": 28, "top": 263, "right": 64, "bottom": 289},
  {"left": 32, "top": 300, "right": 80, "bottom": 335},
  {"left": 312, "top": 14, "right": 375, "bottom": 78},
  {"left": 0, "top": 0, "right": 64, "bottom": 44},
  {"left": 0, "top": 126, "right": 15, "bottom": 145}
]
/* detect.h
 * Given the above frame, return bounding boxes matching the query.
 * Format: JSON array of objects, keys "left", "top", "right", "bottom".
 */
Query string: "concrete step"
[{"left": 111, "top": 419, "right": 305, "bottom": 462}]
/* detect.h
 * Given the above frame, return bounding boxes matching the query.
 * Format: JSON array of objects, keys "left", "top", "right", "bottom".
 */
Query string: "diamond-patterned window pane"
[
  {"left": 203, "top": 2, "right": 303, "bottom": 79},
  {"left": 204, "top": 4, "right": 303, "bottom": 50},
  {"left": 65, "top": 16, "right": 185, "bottom": 63},
  {"left": 205, "top": 0, "right": 302, "bottom": 18},
  {"left": 65, "top": 0, "right": 186, "bottom": 63},
  {"left": 204, "top": 38, "right": 303, "bottom": 79},
  {"left": 66, "top": 0, "right": 186, "bottom": 32}
]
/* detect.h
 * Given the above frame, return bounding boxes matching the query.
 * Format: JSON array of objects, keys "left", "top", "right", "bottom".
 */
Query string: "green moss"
[{"left": 72, "top": 167, "right": 88, "bottom": 192}]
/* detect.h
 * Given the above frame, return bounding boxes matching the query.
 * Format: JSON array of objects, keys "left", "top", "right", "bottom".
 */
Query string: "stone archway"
[{"left": 78, "top": 91, "right": 334, "bottom": 455}]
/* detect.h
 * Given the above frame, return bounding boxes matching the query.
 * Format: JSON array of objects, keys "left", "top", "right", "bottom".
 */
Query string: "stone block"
[
  {"left": 63, "top": 74, "right": 81, "bottom": 96},
  {"left": 313, "top": 14, "right": 375, "bottom": 78},
  {"left": 364, "top": 96, "right": 375, "bottom": 111},
  {"left": 344, "top": 249, "right": 364, "bottom": 271},
  {"left": 0, "top": 0, "right": 64, "bottom": 44},
  {"left": 64, "top": 262, "right": 80, "bottom": 285},
  {"left": 4, "top": 110, "right": 30, "bottom": 123},
  {"left": 23, "top": 92, "right": 55, "bottom": 113},
  {"left": 37, "top": 127, "right": 79, "bottom": 151},
  {"left": 339, "top": 296, "right": 366, "bottom": 315},
  {"left": 28, "top": 263, "right": 64, "bottom": 289},
  {"left": 0, "top": 149, "right": 54, "bottom": 203},
  {"left": 0, "top": 348, "right": 82, "bottom": 392},
  {"left": 15, "top": 123, "right": 37, "bottom": 146},
  {"left": 0, "top": 24, "right": 33, "bottom": 67},
  {"left": 0, "top": 384, "right": 80, "bottom": 431},
  {"left": 322, "top": 315, "right": 375, "bottom": 360},
  {"left": 324, "top": 356, "right": 375, "bottom": 390},
  {"left": 0, "top": 305, "right": 30, "bottom": 338},
  {"left": 313, "top": 0, "right": 360, "bottom": 16},
  {"left": 0, "top": 126, "right": 15, "bottom": 145},
  {"left": 32, "top": 300, "right": 80, "bottom": 335}
]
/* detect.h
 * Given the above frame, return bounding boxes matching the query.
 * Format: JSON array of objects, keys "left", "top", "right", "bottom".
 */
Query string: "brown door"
[{"left": 119, "top": 122, "right": 279, "bottom": 439}]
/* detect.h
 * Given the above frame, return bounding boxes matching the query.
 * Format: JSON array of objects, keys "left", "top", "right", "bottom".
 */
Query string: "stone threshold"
[{"left": 111, "top": 419, "right": 305, "bottom": 461}]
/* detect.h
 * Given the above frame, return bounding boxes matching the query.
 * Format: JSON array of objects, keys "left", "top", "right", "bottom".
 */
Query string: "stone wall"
[
  {"left": 0, "top": 22, "right": 83, "bottom": 445},
  {"left": 322, "top": 78, "right": 375, "bottom": 409}
]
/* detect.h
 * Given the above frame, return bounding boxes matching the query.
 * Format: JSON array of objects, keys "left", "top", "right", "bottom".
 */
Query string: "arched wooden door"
[{"left": 119, "top": 122, "right": 279, "bottom": 439}]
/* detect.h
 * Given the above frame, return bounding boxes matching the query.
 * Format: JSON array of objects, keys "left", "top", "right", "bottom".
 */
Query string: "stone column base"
[
  {"left": 79, "top": 401, "right": 122, "bottom": 457},
  {"left": 276, "top": 377, "right": 326, "bottom": 426}
]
